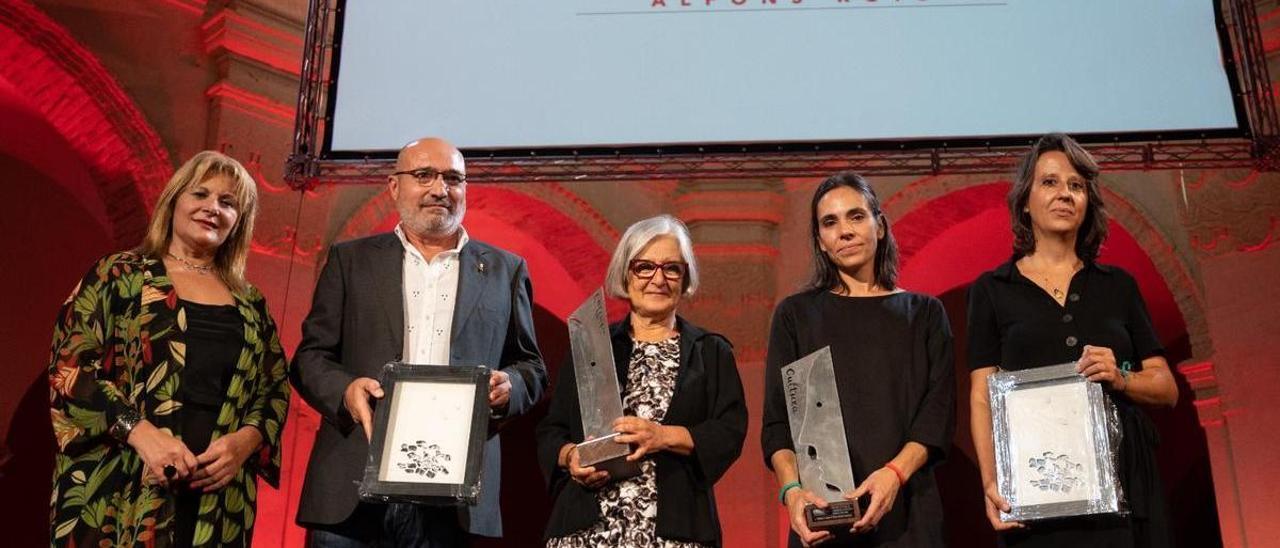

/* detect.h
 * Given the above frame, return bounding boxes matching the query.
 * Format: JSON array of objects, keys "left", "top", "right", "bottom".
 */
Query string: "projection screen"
[{"left": 324, "top": 0, "right": 1244, "bottom": 154}]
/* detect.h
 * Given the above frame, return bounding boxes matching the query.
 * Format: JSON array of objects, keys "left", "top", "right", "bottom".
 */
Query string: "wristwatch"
[{"left": 109, "top": 408, "right": 142, "bottom": 444}]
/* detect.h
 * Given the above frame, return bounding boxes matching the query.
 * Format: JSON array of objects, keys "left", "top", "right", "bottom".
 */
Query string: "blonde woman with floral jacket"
[{"left": 47, "top": 151, "right": 289, "bottom": 547}]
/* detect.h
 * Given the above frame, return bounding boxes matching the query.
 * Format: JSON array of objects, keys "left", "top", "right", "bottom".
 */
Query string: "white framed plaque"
[
  {"left": 359, "top": 362, "right": 490, "bottom": 505},
  {"left": 988, "top": 362, "right": 1125, "bottom": 522}
]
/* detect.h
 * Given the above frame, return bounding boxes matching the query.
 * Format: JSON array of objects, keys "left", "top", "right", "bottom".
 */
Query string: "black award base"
[
  {"left": 804, "top": 500, "right": 859, "bottom": 530},
  {"left": 576, "top": 433, "right": 642, "bottom": 481}
]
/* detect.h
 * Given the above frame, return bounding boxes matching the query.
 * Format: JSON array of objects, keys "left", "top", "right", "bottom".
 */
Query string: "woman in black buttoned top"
[{"left": 967, "top": 133, "right": 1179, "bottom": 548}]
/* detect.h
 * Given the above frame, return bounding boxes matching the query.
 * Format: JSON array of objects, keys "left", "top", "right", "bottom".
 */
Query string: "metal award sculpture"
[
  {"left": 783, "top": 346, "right": 860, "bottom": 529},
  {"left": 569, "top": 289, "right": 641, "bottom": 481}
]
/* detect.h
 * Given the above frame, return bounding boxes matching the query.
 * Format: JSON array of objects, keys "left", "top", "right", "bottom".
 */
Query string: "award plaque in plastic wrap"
[
  {"left": 988, "top": 362, "right": 1126, "bottom": 522},
  {"left": 358, "top": 362, "right": 490, "bottom": 505}
]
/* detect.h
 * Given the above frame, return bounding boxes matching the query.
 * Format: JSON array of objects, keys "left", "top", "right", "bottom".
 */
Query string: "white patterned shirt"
[{"left": 395, "top": 224, "right": 469, "bottom": 366}]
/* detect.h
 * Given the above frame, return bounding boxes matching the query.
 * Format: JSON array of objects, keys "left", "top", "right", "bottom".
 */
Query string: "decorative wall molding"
[
  {"left": 492, "top": 182, "right": 622, "bottom": 251},
  {"left": 156, "top": 0, "right": 206, "bottom": 16},
  {"left": 675, "top": 190, "right": 786, "bottom": 225},
  {"left": 673, "top": 179, "right": 781, "bottom": 362},
  {"left": 201, "top": 4, "right": 302, "bottom": 76},
  {"left": 1184, "top": 171, "right": 1280, "bottom": 255},
  {"left": 1179, "top": 360, "right": 1221, "bottom": 405},
  {"left": 205, "top": 81, "right": 296, "bottom": 128}
]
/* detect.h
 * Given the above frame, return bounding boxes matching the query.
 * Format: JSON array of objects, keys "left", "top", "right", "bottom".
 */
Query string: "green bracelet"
[{"left": 778, "top": 481, "right": 802, "bottom": 504}]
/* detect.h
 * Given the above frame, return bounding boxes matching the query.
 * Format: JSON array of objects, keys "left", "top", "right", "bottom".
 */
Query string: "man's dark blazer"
[{"left": 290, "top": 232, "right": 547, "bottom": 538}]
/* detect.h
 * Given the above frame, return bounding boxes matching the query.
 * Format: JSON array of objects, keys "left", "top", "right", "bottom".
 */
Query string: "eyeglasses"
[
  {"left": 629, "top": 260, "right": 687, "bottom": 281},
  {"left": 392, "top": 167, "right": 467, "bottom": 188}
]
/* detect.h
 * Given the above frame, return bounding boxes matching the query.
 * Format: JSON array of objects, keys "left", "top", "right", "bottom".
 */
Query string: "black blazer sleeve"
[
  {"left": 289, "top": 244, "right": 357, "bottom": 431},
  {"left": 496, "top": 257, "right": 547, "bottom": 419},
  {"left": 535, "top": 354, "right": 606, "bottom": 538},
  {"left": 535, "top": 353, "right": 580, "bottom": 493},
  {"left": 686, "top": 335, "right": 747, "bottom": 486},
  {"left": 761, "top": 298, "right": 800, "bottom": 468},
  {"left": 907, "top": 297, "right": 956, "bottom": 462}
]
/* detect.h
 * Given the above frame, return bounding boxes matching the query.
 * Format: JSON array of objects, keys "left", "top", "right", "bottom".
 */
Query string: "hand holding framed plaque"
[
  {"left": 988, "top": 362, "right": 1126, "bottom": 522},
  {"left": 358, "top": 362, "right": 490, "bottom": 505}
]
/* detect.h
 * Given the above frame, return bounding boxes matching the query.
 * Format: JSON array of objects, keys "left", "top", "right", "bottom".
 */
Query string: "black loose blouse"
[
  {"left": 967, "top": 257, "right": 1171, "bottom": 548},
  {"left": 762, "top": 289, "right": 955, "bottom": 547}
]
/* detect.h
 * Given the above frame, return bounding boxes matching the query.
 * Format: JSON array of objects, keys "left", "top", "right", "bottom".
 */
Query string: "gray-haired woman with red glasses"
[{"left": 537, "top": 214, "right": 748, "bottom": 547}]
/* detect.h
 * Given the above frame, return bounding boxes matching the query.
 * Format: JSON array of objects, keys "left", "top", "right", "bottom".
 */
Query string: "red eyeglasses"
[{"left": 629, "top": 260, "right": 687, "bottom": 281}]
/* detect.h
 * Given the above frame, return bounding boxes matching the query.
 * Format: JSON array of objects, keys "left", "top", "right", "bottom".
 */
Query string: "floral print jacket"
[{"left": 48, "top": 252, "right": 289, "bottom": 547}]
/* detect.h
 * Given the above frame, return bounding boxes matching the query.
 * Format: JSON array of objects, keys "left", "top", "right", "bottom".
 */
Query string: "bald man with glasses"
[{"left": 291, "top": 137, "right": 547, "bottom": 547}]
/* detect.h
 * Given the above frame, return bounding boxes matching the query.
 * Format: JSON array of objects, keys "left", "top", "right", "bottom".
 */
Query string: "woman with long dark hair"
[{"left": 762, "top": 173, "right": 955, "bottom": 547}]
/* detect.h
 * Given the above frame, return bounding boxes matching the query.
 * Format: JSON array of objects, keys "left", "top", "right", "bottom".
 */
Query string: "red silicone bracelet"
[{"left": 885, "top": 462, "right": 906, "bottom": 486}]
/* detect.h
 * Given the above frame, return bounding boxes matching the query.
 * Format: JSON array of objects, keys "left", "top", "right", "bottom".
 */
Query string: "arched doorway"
[
  {"left": 0, "top": 0, "right": 170, "bottom": 241},
  {"left": 0, "top": 3, "right": 172, "bottom": 545}
]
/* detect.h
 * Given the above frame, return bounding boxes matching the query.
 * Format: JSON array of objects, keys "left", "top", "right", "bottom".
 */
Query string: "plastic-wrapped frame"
[
  {"left": 358, "top": 362, "right": 490, "bottom": 505},
  {"left": 988, "top": 362, "right": 1126, "bottom": 522}
]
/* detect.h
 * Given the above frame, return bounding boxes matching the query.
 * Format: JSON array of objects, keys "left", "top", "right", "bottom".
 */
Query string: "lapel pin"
[{"left": 477, "top": 261, "right": 486, "bottom": 274}]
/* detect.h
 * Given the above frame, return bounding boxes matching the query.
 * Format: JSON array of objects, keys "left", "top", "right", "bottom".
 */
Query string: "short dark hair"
[
  {"left": 806, "top": 172, "right": 899, "bottom": 293},
  {"left": 1008, "top": 133, "right": 1109, "bottom": 261}
]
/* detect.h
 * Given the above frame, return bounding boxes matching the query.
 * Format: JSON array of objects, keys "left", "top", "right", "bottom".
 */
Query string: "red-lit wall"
[{"left": 3, "top": 1, "right": 1279, "bottom": 547}]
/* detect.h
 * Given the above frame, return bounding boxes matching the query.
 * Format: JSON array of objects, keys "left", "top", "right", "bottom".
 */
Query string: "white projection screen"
[{"left": 324, "top": 0, "right": 1245, "bottom": 155}]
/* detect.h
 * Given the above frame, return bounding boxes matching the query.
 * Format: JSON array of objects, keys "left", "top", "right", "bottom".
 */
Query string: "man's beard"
[{"left": 398, "top": 200, "right": 465, "bottom": 237}]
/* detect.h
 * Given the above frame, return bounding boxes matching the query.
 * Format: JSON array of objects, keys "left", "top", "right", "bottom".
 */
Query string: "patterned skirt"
[{"left": 547, "top": 336, "right": 709, "bottom": 548}]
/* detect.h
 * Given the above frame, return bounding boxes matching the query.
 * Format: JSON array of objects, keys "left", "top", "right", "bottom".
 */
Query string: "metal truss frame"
[{"left": 286, "top": 0, "right": 1279, "bottom": 187}]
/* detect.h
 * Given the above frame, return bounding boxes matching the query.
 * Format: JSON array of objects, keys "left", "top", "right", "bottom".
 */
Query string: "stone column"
[
  {"left": 200, "top": 2, "right": 309, "bottom": 545},
  {"left": 673, "top": 178, "right": 785, "bottom": 547},
  {"left": 1182, "top": 176, "right": 1280, "bottom": 548}
]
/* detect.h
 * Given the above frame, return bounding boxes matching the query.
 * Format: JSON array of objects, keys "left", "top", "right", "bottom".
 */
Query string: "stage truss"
[{"left": 286, "top": 0, "right": 1280, "bottom": 187}]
